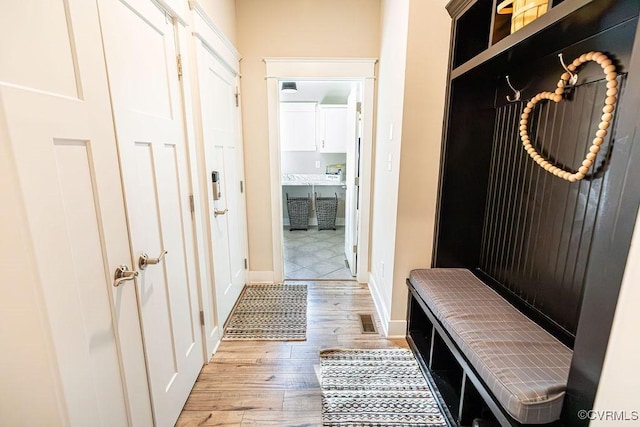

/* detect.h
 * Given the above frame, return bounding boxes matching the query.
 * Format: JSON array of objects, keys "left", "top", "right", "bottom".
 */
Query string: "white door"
[
  {"left": 98, "top": 0, "right": 203, "bottom": 426},
  {"left": 196, "top": 42, "right": 249, "bottom": 327},
  {"left": 344, "top": 88, "right": 359, "bottom": 275},
  {"left": 0, "top": 0, "right": 152, "bottom": 426}
]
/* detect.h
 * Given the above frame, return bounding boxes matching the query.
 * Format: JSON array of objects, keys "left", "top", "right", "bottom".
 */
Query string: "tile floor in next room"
[
  {"left": 176, "top": 281, "right": 407, "bottom": 427},
  {"left": 283, "top": 226, "right": 354, "bottom": 280}
]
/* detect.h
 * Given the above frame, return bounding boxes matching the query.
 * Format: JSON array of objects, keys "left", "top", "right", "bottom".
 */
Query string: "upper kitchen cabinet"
[
  {"left": 280, "top": 102, "right": 317, "bottom": 151},
  {"left": 318, "top": 105, "right": 348, "bottom": 153}
]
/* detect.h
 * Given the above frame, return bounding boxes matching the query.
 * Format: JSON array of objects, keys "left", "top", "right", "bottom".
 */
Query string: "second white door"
[{"left": 98, "top": 0, "right": 203, "bottom": 425}]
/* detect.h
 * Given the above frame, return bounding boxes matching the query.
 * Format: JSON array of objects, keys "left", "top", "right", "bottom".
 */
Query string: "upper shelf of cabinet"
[{"left": 447, "top": 0, "right": 640, "bottom": 80}]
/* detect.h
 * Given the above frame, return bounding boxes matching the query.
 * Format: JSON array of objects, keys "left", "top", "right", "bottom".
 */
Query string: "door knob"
[
  {"left": 214, "top": 208, "right": 228, "bottom": 217},
  {"left": 113, "top": 265, "right": 138, "bottom": 287},
  {"left": 138, "top": 250, "right": 168, "bottom": 270}
]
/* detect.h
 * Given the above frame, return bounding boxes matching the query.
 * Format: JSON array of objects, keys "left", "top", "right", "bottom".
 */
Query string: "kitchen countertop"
[{"left": 282, "top": 173, "right": 345, "bottom": 186}]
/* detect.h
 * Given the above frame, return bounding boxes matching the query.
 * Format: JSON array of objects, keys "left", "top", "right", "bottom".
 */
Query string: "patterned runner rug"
[
  {"left": 320, "top": 348, "right": 448, "bottom": 426},
  {"left": 223, "top": 283, "right": 307, "bottom": 341}
]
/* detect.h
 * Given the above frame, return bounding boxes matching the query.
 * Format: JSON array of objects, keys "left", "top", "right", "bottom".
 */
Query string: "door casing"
[{"left": 263, "top": 58, "right": 377, "bottom": 284}]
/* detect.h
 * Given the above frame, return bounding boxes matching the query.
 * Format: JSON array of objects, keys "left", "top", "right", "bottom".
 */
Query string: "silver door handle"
[
  {"left": 114, "top": 265, "right": 138, "bottom": 287},
  {"left": 214, "top": 208, "right": 228, "bottom": 217},
  {"left": 138, "top": 250, "right": 167, "bottom": 270}
]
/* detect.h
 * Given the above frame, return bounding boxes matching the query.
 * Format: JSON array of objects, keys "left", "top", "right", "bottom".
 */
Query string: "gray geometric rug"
[
  {"left": 222, "top": 283, "right": 307, "bottom": 341},
  {"left": 320, "top": 348, "right": 447, "bottom": 426}
]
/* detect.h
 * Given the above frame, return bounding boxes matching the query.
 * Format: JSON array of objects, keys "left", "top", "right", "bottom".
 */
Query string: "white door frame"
[{"left": 264, "top": 58, "right": 376, "bottom": 284}]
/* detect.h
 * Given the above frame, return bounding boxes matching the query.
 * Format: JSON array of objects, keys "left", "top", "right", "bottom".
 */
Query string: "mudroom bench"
[{"left": 406, "top": 269, "right": 573, "bottom": 426}]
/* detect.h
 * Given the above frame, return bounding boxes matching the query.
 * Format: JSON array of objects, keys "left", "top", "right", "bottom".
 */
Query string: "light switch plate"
[{"left": 315, "top": 160, "right": 321, "bottom": 168}]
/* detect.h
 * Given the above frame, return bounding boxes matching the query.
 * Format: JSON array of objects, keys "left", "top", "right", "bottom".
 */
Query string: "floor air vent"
[{"left": 359, "top": 314, "right": 377, "bottom": 334}]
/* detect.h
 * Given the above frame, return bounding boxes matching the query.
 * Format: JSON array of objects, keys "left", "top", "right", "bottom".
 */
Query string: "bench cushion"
[{"left": 409, "top": 268, "right": 573, "bottom": 424}]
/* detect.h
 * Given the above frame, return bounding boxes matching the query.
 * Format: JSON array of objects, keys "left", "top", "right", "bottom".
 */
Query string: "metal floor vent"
[{"left": 359, "top": 314, "right": 377, "bottom": 334}]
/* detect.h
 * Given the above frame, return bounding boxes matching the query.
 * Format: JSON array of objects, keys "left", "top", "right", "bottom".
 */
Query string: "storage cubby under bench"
[{"left": 407, "top": 269, "right": 572, "bottom": 426}]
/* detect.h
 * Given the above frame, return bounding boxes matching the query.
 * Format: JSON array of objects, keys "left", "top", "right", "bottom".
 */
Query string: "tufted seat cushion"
[{"left": 409, "top": 268, "right": 573, "bottom": 424}]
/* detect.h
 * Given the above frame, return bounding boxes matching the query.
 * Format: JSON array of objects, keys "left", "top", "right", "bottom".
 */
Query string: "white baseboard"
[
  {"left": 386, "top": 320, "right": 408, "bottom": 338},
  {"left": 367, "top": 272, "right": 407, "bottom": 338},
  {"left": 367, "top": 272, "right": 391, "bottom": 337},
  {"left": 206, "top": 327, "right": 222, "bottom": 362},
  {"left": 249, "top": 271, "right": 274, "bottom": 283}
]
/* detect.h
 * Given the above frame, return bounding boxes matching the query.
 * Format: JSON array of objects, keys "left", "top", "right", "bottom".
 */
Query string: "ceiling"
[{"left": 279, "top": 80, "right": 356, "bottom": 104}]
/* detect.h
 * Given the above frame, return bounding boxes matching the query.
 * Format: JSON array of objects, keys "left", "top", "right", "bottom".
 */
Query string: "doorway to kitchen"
[{"left": 279, "top": 80, "right": 360, "bottom": 280}]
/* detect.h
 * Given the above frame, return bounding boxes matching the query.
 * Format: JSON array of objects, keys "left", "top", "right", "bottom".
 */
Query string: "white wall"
[
  {"left": 592, "top": 209, "right": 640, "bottom": 426},
  {"left": 369, "top": 0, "right": 450, "bottom": 336},
  {"left": 368, "top": 0, "right": 410, "bottom": 335},
  {"left": 391, "top": 0, "right": 450, "bottom": 331},
  {"left": 281, "top": 152, "right": 346, "bottom": 174}
]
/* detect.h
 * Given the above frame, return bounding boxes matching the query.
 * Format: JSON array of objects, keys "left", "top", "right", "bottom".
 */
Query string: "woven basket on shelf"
[{"left": 497, "top": 0, "right": 548, "bottom": 34}]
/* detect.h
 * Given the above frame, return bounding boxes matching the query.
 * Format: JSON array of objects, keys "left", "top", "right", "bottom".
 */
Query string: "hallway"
[{"left": 176, "top": 281, "right": 406, "bottom": 426}]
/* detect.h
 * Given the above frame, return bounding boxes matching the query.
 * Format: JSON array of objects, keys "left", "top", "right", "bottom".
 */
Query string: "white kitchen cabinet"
[
  {"left": 318, "top": 105, "right": 348, "bottom": 153},
  {"left": 280, "top": 102, "right": 317, "bottom": 151}
]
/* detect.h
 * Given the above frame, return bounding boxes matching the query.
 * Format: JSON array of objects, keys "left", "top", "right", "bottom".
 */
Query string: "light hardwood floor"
[{"left": 176, "top": 280, "right": 407, "bottom": 427}]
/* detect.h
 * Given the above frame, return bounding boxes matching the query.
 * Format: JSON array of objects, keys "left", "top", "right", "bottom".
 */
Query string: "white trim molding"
[
  {"left": 368, "top": 272, "right": 389, "bottom": 336},
  {"left": 249, "top": 271, "right": 276, "bottom": 284},
  {"left": 154, "top": 0, "right": 189, "bottom": 26},
  {"left": 189, "top": 0, "right": 241, "bottom": 75},
  {"left": 266, "top": 78, "right": 285, "bottom": 282},
  {"left": 386, "top": 320, "right": 408, "bottom": 338},
  {"left": 265, "top": 57, "right": 377, "bottom": 284},
  {"left": 368, "top": 273, "right": 407, "bottom": 338},
  {"left": 264, "top": 57, "right": 377, "bottom": 79}
]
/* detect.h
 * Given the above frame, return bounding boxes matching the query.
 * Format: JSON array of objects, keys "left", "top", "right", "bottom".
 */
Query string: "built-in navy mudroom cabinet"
[{"left": 407, "top": 0, "right": 640, "bottom": 425}]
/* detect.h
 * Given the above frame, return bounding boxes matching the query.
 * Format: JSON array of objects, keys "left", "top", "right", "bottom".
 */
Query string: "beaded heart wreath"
[{"left": 519, "top": 51, "right": 618, "bottom": 183}]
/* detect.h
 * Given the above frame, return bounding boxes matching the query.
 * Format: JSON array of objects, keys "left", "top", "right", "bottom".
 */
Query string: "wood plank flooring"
[{"left": 176, "top": 281, "right": 407, "bottom": 427}]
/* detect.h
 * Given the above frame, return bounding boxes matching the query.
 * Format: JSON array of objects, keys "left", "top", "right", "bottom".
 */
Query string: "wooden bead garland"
[{"left": 519, "top": 51, "right": 618, "bottom": 183}]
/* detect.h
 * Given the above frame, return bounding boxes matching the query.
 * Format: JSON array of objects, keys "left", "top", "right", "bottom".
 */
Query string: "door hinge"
[
  {"left": 189, "top": 194, "right": 195, "bottom": 213},
  {"left": 354, "top": 177, "right": 360, "bottom": 186},
  {"left": 240, "top": 180, "right": 244, "bottom": 194},
  {"left": 353, "top": 244, "right": 357, "bottom": 253},
  {"left": 244, "top": 258, "right": 248, "bottom": 269},
  {"left": 235, "top": 87, "right": 240, "bottom": 107},
  {"left": 176, "top": 54, "right": 183, "bottom": 80},
  {"left": 199, "top": 310, "right": 205, "bottom": 326},
  {"left": 356, "top": 102, "right": 362, "bottom": 113}
]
